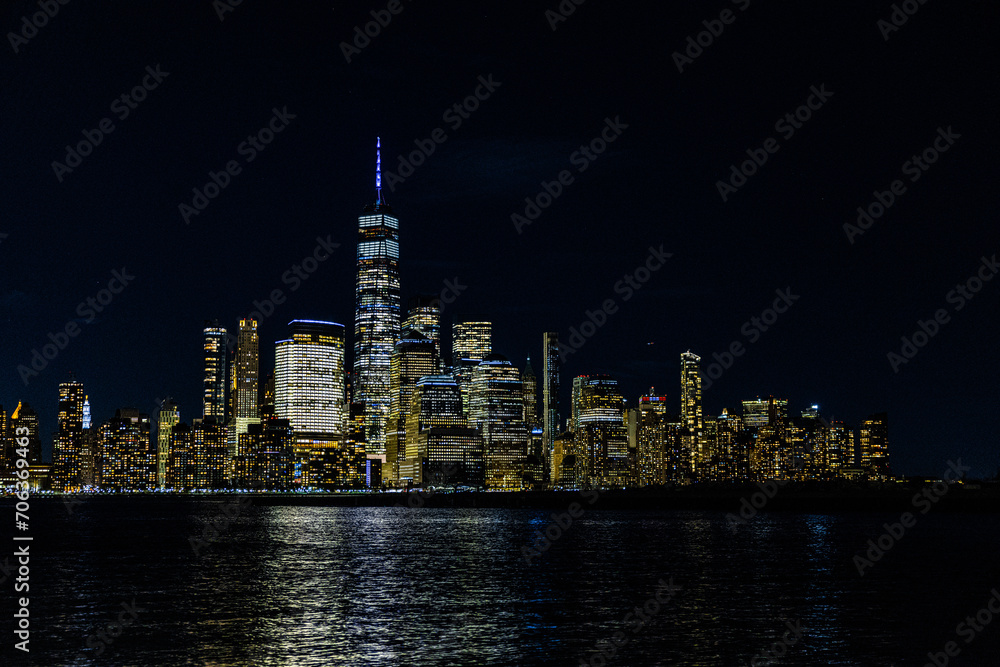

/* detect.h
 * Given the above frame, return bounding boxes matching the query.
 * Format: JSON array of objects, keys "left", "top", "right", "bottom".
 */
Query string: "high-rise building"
[
  {"left": 575, "top": 375, "right": 628, "bottom": 487},
  {"left": 203, "top": 322, "right": 228, "bottom": 421},
  {"left": 522, "top": 358, "right": 539, "bottom": 428},
  {"left": 54, "top": 376, "right": 86, "bottom": 491},
  {"left": 232, "top": 318, "right": 260, "bottom": 434},
  {"left": 542, "top": 332, "right": 560, "bottom": 480},
  {"left": 10, "top": 402, "right": 41, "bottom": 465},
  {"left": 167, "top": 423, "right": 194, "bottom": 489},
  {"left": 354, "top": 138, "right": 401, "bottom": 462},
  {"left": 275, "top": 320, "right": 347, "bottom": 444},
  {"left": 402, "top": 375, "right": 484, "bottom": 487},
  {"left": 386, "top": 329, "right": 438, "bottom": 485},
  {"left": 0, "top": 405, "right": 9, "bottom": 473},
  {"left": 635, "top": 392, "right": 669, "bottom": 486},
  {"left": 403, "top": 296, "right": 442, "bottom": 362},
  {"left": 157, "top": 399, "right": 179, "bottom": 488},
  {"left": 680, "top": 351, "right": 704, "bottom": 470},
  {"left": 98, "top": 409, "right": 153, "bottom": 490},
  {"left": 470, "top": 354, "right": 527, "bottom": 490},
  {"left": 452, "top": 317, "right": 492, "bottom": 417},
  {"left": 192, "top": 418, "right": 229, "bottom": 489},
  {"left": 570, "top": 375, "right": 586, "bottom": 433},
  {"left": 859, "top": 412, "right": 889, "bottom": 477},
  {"left": 234, "top": 416, "right": 294, "bottom": 490}
]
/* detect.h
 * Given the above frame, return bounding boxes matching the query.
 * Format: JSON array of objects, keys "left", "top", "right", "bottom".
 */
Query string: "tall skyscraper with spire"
[{"left": 354, "top": 138, "right": 401, "bottom": 464}]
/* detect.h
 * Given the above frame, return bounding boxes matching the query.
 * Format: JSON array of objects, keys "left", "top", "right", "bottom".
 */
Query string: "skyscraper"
[
  {"left": 542, "top": 332, "right": 560, "bottom": 480},
  {"left": 680, "top": 351, "right": 705, "bottom": 472},
  {"left": 575, "top": 375, "right": 628, "bottom": 487},
  {"left": 203, "top": 322, "right": 228, "bottom": 421},
  {"left": 157, "top": 399, "right": 179, "bottom": 488},
  {"left": 470, "top": 354, "right": 527, "bottom": 490},
  {"left": 452, "top": 317, "right": 492, "bottom": 416},
  {"left": 859, "top": 412, "right": 890, "bottom": 477},
  {"left": 98, "top": 408, "right": 153, "bottom": 490},
  {"left": 386, "top": 329, "right": 439, "bottom": 485},
  {"left": 10, "top": 402, "right": 41, "bottom": 465},
  {"left": 403, "top": 296, "right": 442, "bottom": 362},
  {"left": 54, "top": 376, "right": 86, "bottom": 491},
  {"left": 522, "top": 358, "right": 539, "bottom": 428},
  {"left": 275, "top": 320, "right": 347, "bottom": 443},
  {"left": 402, "top": 374, "right": 484, "bottom": 487},
  {"left": 354, "top": 137, "right": 401, "bottom": 462}
]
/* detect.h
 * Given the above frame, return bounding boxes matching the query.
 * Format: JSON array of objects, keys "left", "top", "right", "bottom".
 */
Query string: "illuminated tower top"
[{"left": 376, "top": 136, "right": 384, "bottom": 206}]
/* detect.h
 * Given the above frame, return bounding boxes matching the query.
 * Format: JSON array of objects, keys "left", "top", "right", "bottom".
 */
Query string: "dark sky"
[{"left": 1, "top": 0, "right": 997, "bottom": 477}]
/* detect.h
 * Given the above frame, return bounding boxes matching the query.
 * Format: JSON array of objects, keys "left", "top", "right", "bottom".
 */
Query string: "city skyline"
[{"left": 2, "top": 3, "right": 997, "bottom": 481}]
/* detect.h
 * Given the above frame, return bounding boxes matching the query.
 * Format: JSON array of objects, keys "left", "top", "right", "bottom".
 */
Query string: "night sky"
[{"left": 1, "top": 0, "right": 997, "bottom": 477}]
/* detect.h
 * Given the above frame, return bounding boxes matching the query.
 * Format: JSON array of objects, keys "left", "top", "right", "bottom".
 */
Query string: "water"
[{"left": 5, "top": 497, "right": 1000, "bottom": 665}]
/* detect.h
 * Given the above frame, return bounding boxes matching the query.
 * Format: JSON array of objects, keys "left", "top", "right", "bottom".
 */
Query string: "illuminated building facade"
[
  {"left": 403, "top": 296, "right": 442, "bottom": 362},
  {"left": 275, "top": 319, "right": 347, "bottom": 445},
  {"left": 157, "top": 399, "right": 179, "bottom": 488},
  {"left": 470, "top": 354, "right": 527, "bottom": 490},
  {"left": 354, "top": 138, "right": 401, "bottom": 463},
  {"left": 386, "top": 330, "right": 438, "bottom": 485},
  {"left": 99, "top": 409, "right": 153, "bottom": 490},
  {"left": 54, "top": 377, "right": 86, "bottom": 491},
  {"left": 575, "top": 375, "right": 628, "bottom": 487},
  {"left": 203, "top": 322, "right": 228, "bottom": 421},
  {"left": 10, "top": 402, "right": 41, "bottom": 464},
  {"left": 402, "top": 374, "right": 484, "bottom": 487},
  {"left": 542, "top": 332, "right": 560, "bottom": 478},
  {"left": 859, "top": 412, "right": 890, "bottom": 478},
  {"left": 452, "top": 318, "right": 492, "bottom": 417},
  {"left": 680, "top": 351, "right": 704, "bottom": 470}
]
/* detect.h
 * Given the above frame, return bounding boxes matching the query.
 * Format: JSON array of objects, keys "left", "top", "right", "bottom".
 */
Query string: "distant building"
[
  {"left": 157, "top": 400, "right": 179, "bottom": 489},
  {"left": 859, "top": 412, "right": 890, "bottom": 479},
  {"left": 386, "top": 329, "right": 439, "bottom": 485},
  {"left": 203, "top": 322, "right": 228, "bottom": 420},
  {"left": 54, "top": 376, "right": 86, "bottom": 491},
  {"left": 542, "top": 332, "right": 560, "bottom": 479},
  {"left": 99, "top": 409, "right": 153, "bottom": 490},
  {"left": 470, "top": 354, "right": 527, "bottom": 490}
]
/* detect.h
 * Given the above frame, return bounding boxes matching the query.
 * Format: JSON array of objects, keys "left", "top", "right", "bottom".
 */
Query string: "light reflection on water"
[{"left": 15, "top": 500, "right": 1000, "bottom": 666}]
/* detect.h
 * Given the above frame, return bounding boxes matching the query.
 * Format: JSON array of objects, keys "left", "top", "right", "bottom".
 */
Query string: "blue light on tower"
[
  {"left": 82, "top": 397, "right": 91, "bottom": 430},
  {"left": 376, "top": 136, "right": 382, "bottom": 196}
]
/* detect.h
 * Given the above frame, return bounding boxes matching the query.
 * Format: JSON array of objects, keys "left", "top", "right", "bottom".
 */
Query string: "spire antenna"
[{"left": 376, "top": 136, "right": 383, "bottom": 204}]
